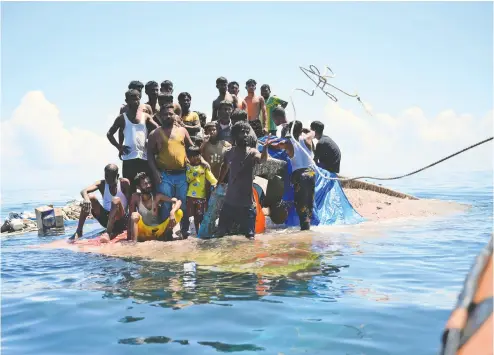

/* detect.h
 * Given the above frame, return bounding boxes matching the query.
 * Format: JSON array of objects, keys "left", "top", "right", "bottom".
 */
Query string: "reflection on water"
[{"left": 1, "top": 171, "right": 492, "bottom": 355}]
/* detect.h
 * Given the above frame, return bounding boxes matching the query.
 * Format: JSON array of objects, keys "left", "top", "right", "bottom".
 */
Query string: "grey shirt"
[{"left": 223, "top": 147, "right": 261, "bottom": 207}]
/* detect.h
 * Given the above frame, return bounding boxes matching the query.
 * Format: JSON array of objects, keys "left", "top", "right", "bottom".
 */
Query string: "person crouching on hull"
[
  {"left": 127, "top": 172, "right": 183, "bottom": 242},
  {"left": 69, "top": 164, "right": 130, "bottom": 242},
  {"left": 216, "top": 121, "right": 271, "bottom": 240},
  {"left": 269, "top": 118, "right": 316, "bottom": 231}
]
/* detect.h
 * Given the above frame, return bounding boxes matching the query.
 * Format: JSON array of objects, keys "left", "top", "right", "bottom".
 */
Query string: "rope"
[{"left": 286, "top": 64, "right": 493, "bottom": 183}]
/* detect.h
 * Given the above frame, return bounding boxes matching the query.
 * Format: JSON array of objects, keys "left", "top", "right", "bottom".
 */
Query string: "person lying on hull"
[
  {"left": 127, "top": 172, "right": 183, "bottom": 242},
  {"left": 69, "top": 164, "right": 131, "bottom": 242}
]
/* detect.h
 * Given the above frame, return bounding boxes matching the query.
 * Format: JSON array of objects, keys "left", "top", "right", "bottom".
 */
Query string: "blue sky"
[{"left": 1, "top": 1, "right": 492, "bottom": 191}]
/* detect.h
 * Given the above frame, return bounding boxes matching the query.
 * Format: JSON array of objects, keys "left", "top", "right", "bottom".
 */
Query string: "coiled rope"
[{"left": 286, "top": 65, "right": 493, "bottom": 182}]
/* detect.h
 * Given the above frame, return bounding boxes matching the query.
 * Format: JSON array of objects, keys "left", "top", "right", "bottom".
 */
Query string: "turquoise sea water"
[{"left": 1, "top": 170, "right": 492, "bottom": 355}]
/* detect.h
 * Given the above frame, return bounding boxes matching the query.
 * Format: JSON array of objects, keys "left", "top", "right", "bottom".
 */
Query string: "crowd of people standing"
[{"left": 70, "top": 78, "right": 341, "bottom": 243}]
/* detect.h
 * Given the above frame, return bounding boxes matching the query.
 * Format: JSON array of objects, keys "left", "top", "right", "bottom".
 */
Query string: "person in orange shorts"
[{"left": 127, "top": 172, "right": 183, "bottom": 242}]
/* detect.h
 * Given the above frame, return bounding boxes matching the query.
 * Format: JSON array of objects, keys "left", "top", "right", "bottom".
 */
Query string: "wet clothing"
[
  {"left": 137, "top": 194, "right": 160, "bottom": 226},
  {"left": 223, "top": 147, "right": 262, "bottom": 207},
  {"left": 186, "top": 164, "right": 217, "bottom": 199},
  {"left": 102, "top": 180, "right": 128, "bottom": 211},
  {"left": 137, "top": 210, "right": 183, "bottom": 242},
  {"left": 186, "top": 197, "right": 207, "bottom": 229},
  {"left": 94, "top": 208, "right": 129, "bottom": 234},
  {"left": 314, "top": 135, "right": 341, "bottom": 173},
  {"left": 121, "top": 113, "right": 148, "bottom": 161},
  {"left": 217, "top": 203, "right": 257, "bottom": 238},
  {"left": 155, "top": 128, "right": 186, "bottom": 171},
  {"left": 122, "top": 158, "right": 150, "bottom": 182},
  {"left": 289, "top": 136, "right": 313, "bottom": 171},
  {"left": 202, "top": 140, "right": 232, "bottom": 178},
  {"left": 157, "top": 170, "right": 188, "bottom": 235},
  {"left": 291, "top": 168, "right": 316, "bottom": 230}
]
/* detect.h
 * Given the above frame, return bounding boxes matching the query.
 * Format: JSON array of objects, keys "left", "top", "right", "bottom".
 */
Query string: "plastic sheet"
[{"left": 258, "top": 137, "right": 364, "bottom": 227}]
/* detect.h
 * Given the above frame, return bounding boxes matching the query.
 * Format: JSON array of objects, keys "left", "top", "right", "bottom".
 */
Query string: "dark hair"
[
  {"left": 193, "top": 136, "right": 204, "bottom": 147},
  {"left": 187, "top": 145, "right": 201, "bottom": 157},
  {"left": 128, "top": 81, "right": 144, "bottom": 90},
  {"left": 145, "top": 81, "right": 159, "bottom": 91},
  {"left": 125, "top": 89, "right": 141, "bottom": 100},
  {"left": 160, "top": 80, "right": 173, "bottom": 91},
  {"left": 261, "top": 84, "right": 270, "bottom": 91},
  {"left": 134, "top": 171, "right": 149, "bottom": 186},
  {"left": 231, "top": 109, "right": 247, "bottom": 122},
  {"left": 104, "top": 163, "right": 119, "bottom": 173},
  {"left": 286, "top": 120, "right": 303, "bottom": 139},
  {"left": 158, "top": 92, "right": 173, "bottom": 103},
  {"left": 231, "top": 121, "right": 251, "bottom": 141},
  {"left": 161, "top": 103, "right": 175, "bottom": 111},
  {"left": 204, "top": 122, "right": 216, "bottom": 131},
  {"left": 272, "top": 106, "right": 285, "bottom": 117},
  {"left": 310, "top": 120, "right": 324, "bottom": 134},
  {"left": 219, "top": 100, "right": 233, "bottom": 109},
  {"left": 228, "top": 81, "right": 239, "bottom": 88},
  {"left": 196, "top": 111, "right": 207, "bottom": 127},
  {"left": 178, "top": 92, "right": 191, "bottom": 101},
  {"left": 216, "top": 77, "right": 228, "bottom": 85},
  {"left": 246, "top": 79, "right": 257, "bottom": 86}
]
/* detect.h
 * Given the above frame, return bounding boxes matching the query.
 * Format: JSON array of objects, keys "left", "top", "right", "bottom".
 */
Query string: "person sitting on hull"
[
  {"left": 69, "top": 164, "right": 131, "bottom": 242},
  {"left": 127, "top": 172, "right": 183, "bottom": 242}
]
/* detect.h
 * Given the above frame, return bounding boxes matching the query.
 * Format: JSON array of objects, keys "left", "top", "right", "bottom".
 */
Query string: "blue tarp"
[{"left": 258, "top": 137, "right": 364, "bottom": 227}]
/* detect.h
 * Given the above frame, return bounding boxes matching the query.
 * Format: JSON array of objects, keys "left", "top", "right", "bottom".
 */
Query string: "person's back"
[
  {"left": 310, "top": 120, "right": 341, "bottom": 174},
  {"left": 316, "top": 135, "right": 341, "bottom": 173}
]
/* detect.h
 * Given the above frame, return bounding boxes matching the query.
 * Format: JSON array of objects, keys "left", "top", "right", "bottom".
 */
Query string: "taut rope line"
[{"left": 285, "top": 64, "right": 493, "bottom": 183}]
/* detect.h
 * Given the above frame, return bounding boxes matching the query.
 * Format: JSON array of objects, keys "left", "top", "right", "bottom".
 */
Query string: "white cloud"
[
  {"left": 1, "top": 91, "right": 119, "bottom": 191},
  {"left": 1, "top": 91, "right": 492, "bottom": 193},
  {"left": 318, "top": 101, "right": 493, "bottom": 176}
]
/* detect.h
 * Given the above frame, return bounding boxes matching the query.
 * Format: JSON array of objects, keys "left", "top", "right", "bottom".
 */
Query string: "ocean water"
[{"left": 1, "top": 170, "right": 492, "bottom": 355}]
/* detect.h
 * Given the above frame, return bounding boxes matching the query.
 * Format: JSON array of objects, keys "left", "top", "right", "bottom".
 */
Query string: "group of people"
[{"left": 70, "top": 78, "right": 341, "bottom": 243}]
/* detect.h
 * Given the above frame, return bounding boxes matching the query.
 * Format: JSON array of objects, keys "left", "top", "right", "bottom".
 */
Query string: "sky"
[{"left": 1, "top": 1, "right": 493, "bottom": 193}]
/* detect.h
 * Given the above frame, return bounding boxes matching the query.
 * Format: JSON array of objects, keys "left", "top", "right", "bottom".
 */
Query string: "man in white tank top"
[
  {"left": 127, "top": 172, "right": 183, "bottom": 242},
  {"left": 68, "top": 164, "right": 131, "bottom": 242},
  {"left": 268, "top": 114, "right": 317, "bottom": 231},
  {"left": 107, "top": 89, "right": 160, "bottom": 183}
]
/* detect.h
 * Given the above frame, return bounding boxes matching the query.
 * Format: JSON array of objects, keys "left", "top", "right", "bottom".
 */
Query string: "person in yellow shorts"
[
  {"left": 186, "top": 146, "right": 218, "bottom": 234},
  {"left": 128, "top": 172, "right": 183, "bottom": 242}
]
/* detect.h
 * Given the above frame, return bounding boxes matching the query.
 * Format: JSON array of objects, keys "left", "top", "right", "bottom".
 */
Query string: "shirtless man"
[
  {"left": 212, "top": 77, "right": 234, "bottom": 121},
  {"left": 244, "top": 79, "right": 268, "bottom": 138},
  {"left": 69, "top": 164, "right": 131, "bottom": 242},
  {"left": 107, "top": 89, "right": 159, "bottom": 182},
  {"left": 128, "top": 172, "right": 183, "bottom": 242},
  {"left": 145, "top": 81, "right": 160, "bottom": 116},
  {"left": 228, "top": 81, "right": 247, "bottom": 110},
  {"left": 160, "top": 80, "right": 182, "bottom": 116}
]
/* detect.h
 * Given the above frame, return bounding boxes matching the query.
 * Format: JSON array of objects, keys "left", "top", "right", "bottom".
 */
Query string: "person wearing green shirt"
[{"left": 260, "top": 84, "right": 288, "bottom": 136}]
